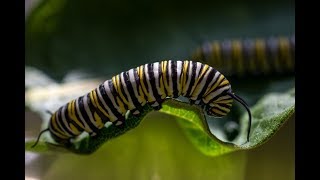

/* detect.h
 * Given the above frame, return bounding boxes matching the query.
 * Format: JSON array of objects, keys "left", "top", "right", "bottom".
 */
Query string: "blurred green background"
[{"left": 25, "top": 0, "right": 294, "bottom": 179}]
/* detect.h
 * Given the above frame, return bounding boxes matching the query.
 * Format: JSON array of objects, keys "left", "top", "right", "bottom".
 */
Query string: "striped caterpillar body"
[
  {"left": 191, "top": 35, "right": 295, "bottom": 76},
  {"left": 32, "top": 60, "right": 252, "bottom": 147}
]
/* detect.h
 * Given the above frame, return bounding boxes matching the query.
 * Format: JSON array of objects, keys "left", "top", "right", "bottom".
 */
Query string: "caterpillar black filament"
[
  {"left": 191, "top": 35, "right": 295, "bottom": 76},
  {"left": 32, "top": 60, "right": 252, "bottom": 147}
]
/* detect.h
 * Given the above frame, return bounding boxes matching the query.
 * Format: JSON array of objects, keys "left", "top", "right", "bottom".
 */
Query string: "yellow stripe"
[
  {"left": 116, "top": 96, "right": 126, "bottom": 114},
  {"left": 162, "top": 61, "right": 171, "bottom": 96},
  {"left": 159, "top": 75, "right": 166, "bottom": 99},
  {"left": 182, "top": 61, "right": 189, "bottom": 93},
  {"left": 256, "top": 39, "right": 269, "bottom": 73},
  {"left": 211, "top": 108, "right": 227, "bottom": 116},
  {"left": 93, "top": 112, "right": 104, "bottom": 128},
  {"left": 67, "top": 100, "right": 85, "bottom": 130},
  {"left": 51, "top": 112, "right": 67, "bottom": 136},
  {"left": 138, "top": 65, "right": 148, "bottom": 97},
  {"left": 204, "top": 74, "right": 225, "bottom": 96},
  {"left": 212, "top": 103, "right": 231, "bottom": 112},
  {"left": 279, "top": 37, "right": 293, "bottom": 70},
  {"left": 69, "top": 123, "right": 81, "bottom": 135},
  {"left": 212, "top": 41, "right": 222, "bottom": 69},
  {"left": 89, "top": 91, "right": 96, "bottom": 107},
  {"left": 191, "top": 64, "right": 209, "bottom": 96},
  {"left": 134, "top": 67, "right": 145, "bottom": 103},
  {"left": 218, "top": 79, "right": 230, "bottom": 87},
  {"left": 138, "top": 85, "right": 147, "bottom": 105},
  {"left": 116, "top": 75, "right": 131, "bottom": 106},
  {"left": 215, "top": 99, "right": 233, "bottom": 104},
  {"left": 51, "top": 129, "right": 69, "bottom": 139},
  {"left": 92, "top": 90, "right": 111, "bottom": 119},
  {"left": 232, "top": 40, "right": 244, "bottom": 75},
  {"left": 111, "top": 76, "right": 127, "bottom": 114}
]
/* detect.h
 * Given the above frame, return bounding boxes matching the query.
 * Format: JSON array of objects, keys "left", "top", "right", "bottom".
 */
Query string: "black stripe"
[
  {"left": 108, "top": 80, "right": 121, "bottom": 108},
  {"left": 49, "top": 129, "right": 69, "bottom": 142},
  {"left": 54, "top": 107, "right": 70, "bottom": 137},
  {"left": 117, "top": 76, "right": 129, "bottom": 110},
  {"left": 186, "top": 61, "right": 198, "bottom": 97},
  {"left": 212, "top": 106, "right": 228, "bottom": 114},
  {"left": 99, "top": 82, "right": 122, "bottom": 117},
  {"left": 171, "top": 61, "right": 179, "bottom": 98},
  {"left": 165, "top": 61, "right": 170, "bottom": 96},
  {"left": 158, "top": 61, "right": 166, "bottom": 99},
  {"left": 177, "top": 61, "right": 184, "bottom": 96},
  {"left": 57, "top": 106, "right": 77, "bottom": 136},
  {"left": 86, "top": 93, "right": 109, "bottom": 124},
  {"left": 149, "top": 63, "right": 162, "bottom": 101},
  {"left": 123, "top": 70, "right": 142, "bottom": 108},
  {"left": 217, "top": 101, "right": 232, "bottom": 107},
  {"left": 78, "top": 96, "right": 100, "bottom": 132},
  {"left": 207, "top": 87, "right": 230, "bottom": 104},
  {"left": 182, "top": 61, "right": 190, "bottom": 94},
  {"left": 133, "top": 68, "right": 145, "bottom": 103},
  {"left": 49, "top": 114, "right": 67, "bottom": 137},
  {"left": 198, "top": 68, "right": 217, "bottom": 101},
  {"left": 64, "top": 102, "right": 85, "bottom": 132},
  {"left": 190, "top": 64, "right": 208, "bottom": 100},
  {"left": 142, "top": 65, "right": 150, "bottom": 101},
  {"left": 72, "top": 98, "right": 88, "bottom": 131}
]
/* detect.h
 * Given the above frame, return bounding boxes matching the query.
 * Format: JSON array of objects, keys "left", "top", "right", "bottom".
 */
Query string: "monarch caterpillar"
[
  {"left": 32, "top": 60, "right": 252, "bottom": 148},
  {"left": 191, "top": 35, "right": 295, "bottom": 76}
]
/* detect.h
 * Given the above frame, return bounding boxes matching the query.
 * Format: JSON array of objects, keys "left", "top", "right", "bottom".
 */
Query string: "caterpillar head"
[
  {"left": 206, "top": 93, "right": 233, "bottom": 118},
  {"left": 205, "top": 89, "right": 252, "bottom": 143},
  {"left": 31, "top": 111, "right": 70, "bottom": 148}
]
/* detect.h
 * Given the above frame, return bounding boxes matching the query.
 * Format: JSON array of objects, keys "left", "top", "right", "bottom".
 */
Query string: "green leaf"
[
  {"left": 38, "top": 113, "right": 248, "bottom": 180},
  {"left": 235, "top": 88, "right": 295, "bottom": 148},
  {"left": 26, "top": 86, "right": 295, "bottom": 156}
]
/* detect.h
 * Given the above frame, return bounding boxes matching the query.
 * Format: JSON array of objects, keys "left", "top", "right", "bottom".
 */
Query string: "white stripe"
[
  {"left": 204, "top": 71, "right": 221, "bottom": 96},
  {"left": 144, "top": 64, "right": 156, "bottom": 102},
  {"left": 189, "top": 62, "right": 202, "bottom": 94},
  {"left": 176, "top": 60, "right": 183, "bottom": 95},
  {"left": 55, "top": 111, "right": 72, "bottom": 137},
  {"left": 61, "top": 105, "right": 76, "bottom": 135},
  {"left": 128, "top": 69, "right": 144, "bottom": 104},
  {"left": 168, "top": 60, "right": 173, "bottom": 96},
  {"left": 83, "top": 95, "right": 99, "bottom": 128},
  {"left": 203, "top": 85, "right": 231, "bottom": 104},
  {"left": 153, "top": 62, "right": 162, "bottom": 96},
  {"left": 191, "top": 67, "right": 213, "bottom": 100},
  {"left": 75, "top": 98, "right": 93, "bottom": 133},
  {"left": 183, "top": 61, "right": 193, "bottom": 95},
  {"left": 103, "top": 80, "right": 123, "bottom": 114}
]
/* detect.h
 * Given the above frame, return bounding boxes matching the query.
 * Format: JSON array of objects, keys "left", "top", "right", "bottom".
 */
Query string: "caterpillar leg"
[
  {"left": 89, "top": 132, "right": 98, "bottom": 137},
  {"left": 149, "top": 99, "right": 164, "bottom": 110},
  {"left": 114, "top": 116, "right": 126, "bottom": 129},
  {"left": 131, "top": 106, "right": 143, "bottom": 117}
]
